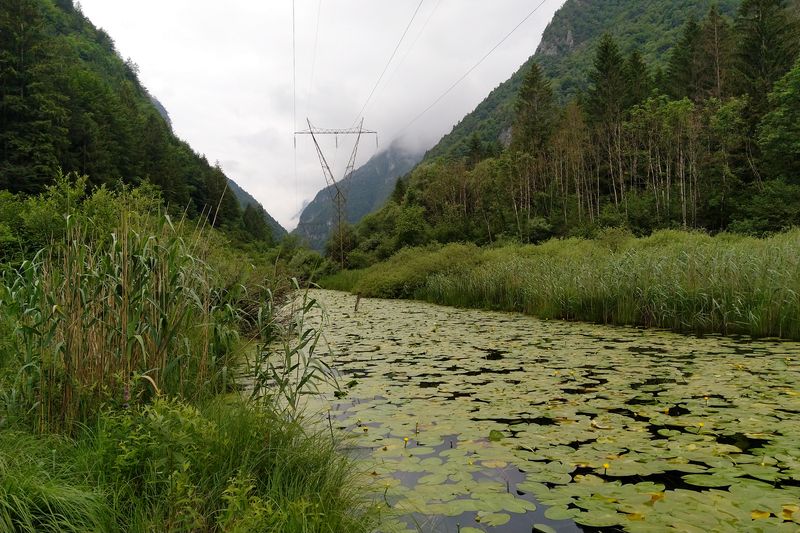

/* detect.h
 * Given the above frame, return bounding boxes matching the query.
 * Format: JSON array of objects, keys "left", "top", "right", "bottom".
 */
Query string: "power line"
[
  {"left": 395, "top": 0, "right": 550, "bottom": 138},
  {"left": 306, "top": 0, "right": 323, "bottom": 105},
  {"left": 292, "top": 0, "right": 297, "bottom": 135},
  {"left": 386, "top": 0, "right": 442, "bottom": 86},
  {"left": 292, "top": 0, "right": 298, "bottom": 214},
  {"left": 351, "top": 0, "right": 426, "bottom": 126}
]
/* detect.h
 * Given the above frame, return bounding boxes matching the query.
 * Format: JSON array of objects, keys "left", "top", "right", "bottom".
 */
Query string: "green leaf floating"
[
  {"left": 476, "top": 511, "right": 512, "bottom": 526},
  {"left": 306, "top": 290, "right": 800, "bottom": 533},
  {"left": 488, "top": 429, "right": 504, "bottom": 442}
]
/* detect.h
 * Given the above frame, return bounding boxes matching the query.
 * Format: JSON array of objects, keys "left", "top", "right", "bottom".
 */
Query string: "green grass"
[
  {"left": 0, "top": 178, "right": 378, "bottom": 532},
  {"left": 0, "top": 432, "right": 113, "bottom": 532},
  {"left": 0, "top": 399, "right": 376, "bottom": 533},
  {"left": 318, "top": 269, "right": 364, "bottom": 293},
  {"left": 320, "top": 243, "right": 482, "bottom": 299},
  {"left": 322, "top": 229, "right": 800, "bottom": 339}
]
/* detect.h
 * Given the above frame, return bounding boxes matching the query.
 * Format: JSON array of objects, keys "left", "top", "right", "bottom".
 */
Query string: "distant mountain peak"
[{"left": 293, "top": 142, "right": 424, "bottom": 251}]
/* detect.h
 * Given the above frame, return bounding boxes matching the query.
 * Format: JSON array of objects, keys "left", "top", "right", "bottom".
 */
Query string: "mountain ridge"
[
  {"left": 293, "top": 141, "right": 423, "bottom": 251},
  {"left": 297, "top": 0, "right": 741, "bottom": 252},
  {"left": 227, "top": 178, "right": 287, "bottom": 239},
  {"left": 422, "top": 0, "right": 740, "bottom": 162},
  {"left": 0, "top": 0, "right": 285, "bottom": 244}
]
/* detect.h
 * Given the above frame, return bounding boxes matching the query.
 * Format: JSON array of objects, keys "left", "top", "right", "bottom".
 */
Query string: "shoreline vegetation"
[
  {"left": 320, "top": 229, "right": 800, "bottom": 341},
  {"left": 0, "top": 178, "right": 377, "bottom": 532}
]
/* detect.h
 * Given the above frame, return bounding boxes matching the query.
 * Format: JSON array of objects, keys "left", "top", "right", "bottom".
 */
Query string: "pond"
[{"left": 307, "top": 290, "right": 800, "bottom": 533}]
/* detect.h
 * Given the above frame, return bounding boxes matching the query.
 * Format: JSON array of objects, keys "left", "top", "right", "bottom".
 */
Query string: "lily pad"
[{"left": 297, "top": 290, "right": 800, "bottom": 533}]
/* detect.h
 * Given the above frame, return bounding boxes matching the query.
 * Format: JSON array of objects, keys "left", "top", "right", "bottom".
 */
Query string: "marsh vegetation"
[
  {"left": 0, "top": 179, "right": 376, "bottom": 532},
  {"left": 322, "top": 229, "right": 800, "bottom": 340}
]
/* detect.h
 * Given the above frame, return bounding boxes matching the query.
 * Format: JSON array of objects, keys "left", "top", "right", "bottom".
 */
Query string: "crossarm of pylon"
[{"left": 295, "top": 120, "right": 377, "bottom": 136}]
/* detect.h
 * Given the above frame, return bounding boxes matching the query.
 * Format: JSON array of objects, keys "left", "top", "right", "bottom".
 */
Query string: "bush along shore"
[
  {"left": 0, "top": 176, "right": 377, "bottom": 532},
  {"left": 321, "top": 229, "right": 800, "bottom": 340}
]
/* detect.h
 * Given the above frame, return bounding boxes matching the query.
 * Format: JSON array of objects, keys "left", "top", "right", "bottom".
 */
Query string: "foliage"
[
  {"left": 0, "top": 431, "right": 113, "bottom": 532},
  {"left": 343, "top": 4, "right": 800, "bottom": 265},
  {"left": 89, "top": 398, "right": 374, "bottom": 533},
  {"left": 758, "top": 57, "right": 800, "bottom": 182},
  {"left": 423, "top": 0, "right": 741, "bottom": 163},
  {"left": 0, "top": 176, "right": 376, "bottom": 531},
  {"left": 326, "top": 230, "right": 800, "bottom": 340},
  {"left": 0, "top": 398, "right": 377, "bottom": 533},
  {"left": 510, "top": 63, "right": 555, "bottom": 153},
  {"left": 0, "top": 177, "right": 261, "bottom": 432},
  {"left": 0, "top": 0, "right": 281, "bottom": 245},
  {"left": 348, "top": 243, "right": 482, "bottom": 300},
  {"left": 247, "top": 285, "right": 338, "bottom": 417},
  {"left": 734, "top": 0, "right": 800, "bottom": 119}
]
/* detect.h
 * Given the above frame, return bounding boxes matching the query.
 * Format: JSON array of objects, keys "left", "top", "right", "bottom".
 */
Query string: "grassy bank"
[
  {"left": 0, "top": 399, "right": 372, "bottom": 533},
  {"left": 320, "top": 229, "right": 800, "bottom": 339},
  {"left": 0, "top": 178, "right": 376, "bottom": 532}
]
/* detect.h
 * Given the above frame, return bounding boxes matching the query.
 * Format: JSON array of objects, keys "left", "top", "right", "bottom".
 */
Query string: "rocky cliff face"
[{"left": 537, "top": 21, "right": 575, "bottom": 57}]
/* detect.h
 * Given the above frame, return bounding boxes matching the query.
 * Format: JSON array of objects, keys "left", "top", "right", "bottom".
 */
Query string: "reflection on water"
[{"left": 308, "top": 290, "right": 800, "bottom": 533}]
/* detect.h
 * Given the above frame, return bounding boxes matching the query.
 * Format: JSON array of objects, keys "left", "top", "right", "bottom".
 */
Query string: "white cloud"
[{"left": 78, "top": 0, "right": 565, "bottom": 229}]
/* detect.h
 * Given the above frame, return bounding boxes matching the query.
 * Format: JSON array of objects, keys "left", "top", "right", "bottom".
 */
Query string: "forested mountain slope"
[
  {"left": 338, "top": 0, "right": 800, "bottom": 268},
  {"left": 0, "top": 0, "right": 283, "bottom": 243},
  {"left": 227, "top": 178, "right": 288, "bottom": 240},
  {"left": 423, "top": 0, "right": 740, "bottom": 162},
  {"left": 300, "top": 0, "right": 745, "bottom": 253},
  {"left": 294, "top": 141, "right": 422, "bottom": 251}
]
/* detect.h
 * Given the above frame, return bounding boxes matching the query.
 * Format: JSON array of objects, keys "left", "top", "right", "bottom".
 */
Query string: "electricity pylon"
[{"left": 295, "top": 118, "right": 377, "bottom": 269}]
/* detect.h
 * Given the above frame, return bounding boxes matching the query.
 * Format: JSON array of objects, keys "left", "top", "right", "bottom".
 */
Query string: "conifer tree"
[
  {"left": 511, "top": 63, "right": 555, "bottom": 154},
  {"left": 699, "top": 4, "right": 735, "bottom": 99},
  {"left": 668, "top": 18, "right": 703, "bottom": 100},
  {"left": 587, "top": 34, "right": 628, "bottom": 206},
  {"left": 758, "top": 58, "right": 800, "bottom": 182},
  {"left": 735, "top": 0, "right": 800, "bottom": 119},
  {"left": 0, "top": 0, "right": 68, "bottom": 192},
  {"left": 587, "top": 34, "right": 627, "bottom": 126},
  {"left": 242, "top": 203, "right": 273, "bottom": 243},
  {"left": 465, "top": 132, "right": 485, "bottom": 169},
  {"left": 624, "top": 50, "right": 653, "bottom": 108}
]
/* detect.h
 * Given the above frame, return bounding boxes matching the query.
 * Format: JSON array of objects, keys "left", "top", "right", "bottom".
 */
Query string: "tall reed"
[
  {"left": 339, "top": 230, "right": 800, "bottom": 340},
  {"left": 1, "top": 196, "right": 248, "bottom": 432}
]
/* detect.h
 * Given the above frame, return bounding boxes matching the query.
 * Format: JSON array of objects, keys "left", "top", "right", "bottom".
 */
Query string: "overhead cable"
[
  {"left": 306, "top": 0, "right": 323, "bottom": 105},
  {"left": 351, "top": 0, "right": 426, "bottom": 126},
  {"left": 395, "top": 0, "right": 550, "bottom": 138}
]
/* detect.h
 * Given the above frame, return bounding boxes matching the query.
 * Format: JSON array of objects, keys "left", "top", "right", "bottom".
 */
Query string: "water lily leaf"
[
  {"left": 305, "top": 290, "right": 800, "bottom": 533},
  {"left": 416, "top": 472, "right": 449, "bottom": 485},
  {"left": 544, "top": 505, "right": 578, "bottom": 521},
  {"left": 682, "top": 473, "right": 739, "bottom": 487},
  {"left": 488, "top": 430, "right": 504, "bottom": 442},
  {"left": 573, "top": 510, "right": 624, "bottom": 528},
  {"left": 738, "top": 463, "right": 784, "bottom": 482},
  {"left": 476, "top": 511, "right": 511, "bottom": 526}
]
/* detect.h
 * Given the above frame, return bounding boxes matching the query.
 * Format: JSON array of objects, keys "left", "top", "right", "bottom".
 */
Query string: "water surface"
[{"left": 309, "top": 290, "right": 800, "bottom": 533}]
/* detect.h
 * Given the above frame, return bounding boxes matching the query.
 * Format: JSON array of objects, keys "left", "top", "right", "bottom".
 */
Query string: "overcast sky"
[{"left": 77, "top": 0, "right": 565, "bottom": 230}]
